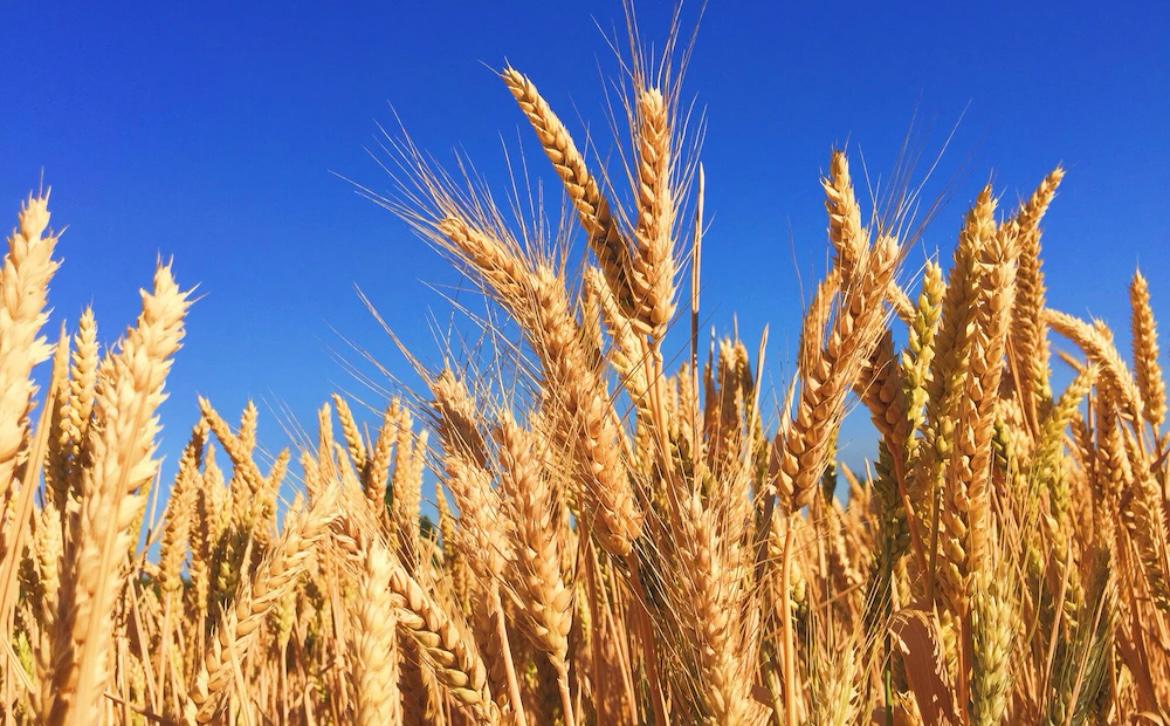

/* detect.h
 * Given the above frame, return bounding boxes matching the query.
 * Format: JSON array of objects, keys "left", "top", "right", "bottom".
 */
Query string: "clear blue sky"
[{"left": 4, "top": 1, "right": 1168, "bottom": 484}]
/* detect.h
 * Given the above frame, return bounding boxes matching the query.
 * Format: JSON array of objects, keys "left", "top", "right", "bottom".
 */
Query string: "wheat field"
[{"left": 1, "top": 18, "right": 1168, "bottom": 726}]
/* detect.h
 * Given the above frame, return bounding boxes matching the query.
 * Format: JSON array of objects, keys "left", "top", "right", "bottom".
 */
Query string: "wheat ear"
[
  {"left": 1008, "top": 167, "right": 1063, "bottom": 423},
  {"left": 353, "top": 540, "right": 403, "bottom": 726},
  {"left": 970, "top": 561, "right": 1015, "bottom": 726},
  {"left": 915, "top": 188, "right": 993, "bottom": 603},
  {"left": 332, "top": 393, "right": 369, "bottom": 471},
  {"left": 1046, "top": 309, "right": 1144, "bottom": 426},
  {"left": 362, "top": 397, "right": 401, "bottom": 515},
  {"left": 823, "top": 150, "right": 866, "bottom": 280},
  {"left": 496, "top": 412, "right": 575, "bottom": 719},
  {"left": 388, "top": 559, "right": 501, "bottom": 724},
  {"left": 938, "top": 209, "right": 1018, "bottom": 617},
  {"left": 0, "top": 193, "right": 59, "bottom": 507},
  {"left": 1130, "top": 269, "right": 1166, "bottom": 429},
  {"left": 60, "top": 306, "right": 98, "bottom": 505},
  {"left": 501, "top": 67, "right": 636, "bottom": 314},
  {"left": 629, "top": 87, "right": 677, "bottom": 340},
  {"left": 778, "top": 233, "right": 900, "bottom": 511},
  {"left": 46, "top": 263, "right": 190, "bottom": 725}
]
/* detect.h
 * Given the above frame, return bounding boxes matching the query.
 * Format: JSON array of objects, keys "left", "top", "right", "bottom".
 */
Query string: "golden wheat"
[{"left": 2, "top": 17, "right": 1169, "bottom": 726}]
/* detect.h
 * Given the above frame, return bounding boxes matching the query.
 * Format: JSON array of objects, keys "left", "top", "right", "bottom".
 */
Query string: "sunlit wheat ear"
[
  {"left": 198, "top": 397, "right": 265, "bottom": 505},
  {"left": 0, "top": 193, "right": 59, "bottom": 504},
  {"left": 903, "top": 260, "right": 944, "bottom": 453},
  {"left": 939, "top": 202, "right": 1018, "bottom": 617},
  {"left": 970, "top": 553, "right": 1015, "bottom": 726},
  {"left": 428, "top": 367, "right": 528, "bottom": 719},
  {"left": 629, "top": 87, "right": 677, "bottom": 341},
  {"left": 500, "top": 67, "right": 636, "bottom": 314},
  {"left": 59, "top": 306, "right": 98, "bottom": 506},
  {"left": 428, "top": 212, "right": 644, "bottom": 557},
  {"left": 363, "top": 396, "right": 401, "bottom": 518},
  {"left": 822, "top": 150, "right": 866, "bottom": 280},
  {"left": 808, "top": 630, "right": 861, "bottom": 725},
  {"left": 494, "top": 410, "right": 577, "bottom": 722},
  {"left": 778, "top": 229, "right": 900, "bottom": 512},
  {"left": 1008, "top": 167, "right": 1063, "bottom": 421},
  {"left": 388, "top": 560, "right": 500, "bottom": 724},
  {"left": 1035, "top": 364, "right": 1099, "bottom": 529},
  {"left": 1046, "top": 309, "right": 1144, "bottom": 425},
  {"left": 525, "top": 263, "right": 643, "bottom": 556},
  {"left": 854, "top": 329, "right": 917, "bottom": 574},
  {"left": 390, "top": 407, "right": 426, "bottom": 571},
  {"left": 588, "top": 265, "right": 650, "bottom": 404},
  {"left": 158, "top": 425, "right": 206, "bottom": 598},
  {"left": 913, "top": 187, "right": 994, "bottom": 604},
  {"left": 495, "top": 412, "right": 571, "bottom": 659},
  {"left": 46, "top": 262, "right": 190, "bottom": 725},
  {"left": 1130, "top": 269, "right": 1166, "bottom": 429},
  {"left": 857, "top": 330, "right": 910, "bottom": 445},
  {"left": 353, "top": 541, "right": 403, "bottom": 726},
  {"left": 332, "top": 392, "right": 368, "bottom": 472},
  {"left": 672, "top": 486, "right": 760, "bottom": 723},
  {"left": 430, "top": 368, "right": 508, "bottom": 581}
]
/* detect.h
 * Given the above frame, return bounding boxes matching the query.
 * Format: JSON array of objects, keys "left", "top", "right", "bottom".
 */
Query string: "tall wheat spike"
[
  {"left": 46, "top": 263, "right": 190, "bottom": 725},
  {"left": 1131, "top": 269, "right": 1166, "bottom": 429},
  {"left": 0, "top": 194, "right": 59, "bottom": 517}
]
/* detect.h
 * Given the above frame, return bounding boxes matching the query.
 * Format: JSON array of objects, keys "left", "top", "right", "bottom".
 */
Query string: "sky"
[{"left": 4, "top": 1, "right": 1169, "bottom": 491}]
